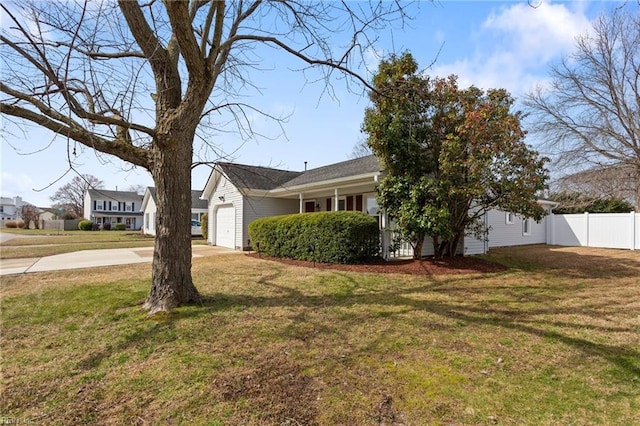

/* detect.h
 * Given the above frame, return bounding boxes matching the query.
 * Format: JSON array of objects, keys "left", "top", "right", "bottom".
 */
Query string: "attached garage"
[{"left": 215, "top": 205, "right": 236, "bottom": 249}]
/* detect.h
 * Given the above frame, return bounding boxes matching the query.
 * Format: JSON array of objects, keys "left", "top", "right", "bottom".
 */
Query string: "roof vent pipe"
[{"left": 304, "top": 161, "right": 307, "bottom": 171}]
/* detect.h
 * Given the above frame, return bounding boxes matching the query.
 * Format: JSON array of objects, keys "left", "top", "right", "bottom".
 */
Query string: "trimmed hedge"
[
  {"left": 249, "top": 211, "right": 380, "bottom": 264},
  {"left": 78, "top": 220, "right": 93, "bottom": 231},
  {"left": 114, "top": 223, "right": 126, "bottom": 231}
]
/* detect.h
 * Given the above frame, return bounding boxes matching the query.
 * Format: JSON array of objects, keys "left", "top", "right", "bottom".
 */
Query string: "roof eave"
[{"left": 269, "top": 172, "right": 381, "bottom": 195}]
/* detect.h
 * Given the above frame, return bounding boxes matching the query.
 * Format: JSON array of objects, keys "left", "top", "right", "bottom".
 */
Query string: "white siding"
[
  {"left": 142, "top": 196, "right": 157, "bottom": 236},
  {"left": 464, "top": 234, "right": 486, "bottom": 255},
  {"left": 487, "top": 209, "right": 547, "bottom": 248},
  {"left": 83, "top": 192, "right": 91, "bottom": 220},
  {"left": 244, "top": 196, "right": 299, "bottom": 249}
]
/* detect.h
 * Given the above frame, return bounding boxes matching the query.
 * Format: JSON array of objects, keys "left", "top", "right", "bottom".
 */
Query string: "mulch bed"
[{"left": 246, "top": 253, "right": 506, "bottom": 276}]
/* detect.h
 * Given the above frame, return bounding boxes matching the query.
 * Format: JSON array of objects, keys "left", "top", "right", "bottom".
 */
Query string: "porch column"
[
  {"left": 299, "top": 193, "right": 303, "bottom": 213},
  {"left": 334, "top": 188, "right": 339, "bottom": 211}
]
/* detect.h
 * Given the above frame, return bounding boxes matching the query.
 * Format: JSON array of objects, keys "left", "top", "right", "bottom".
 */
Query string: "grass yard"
[
  {"left": 1, "top": 245, "right": 638, "bottom": 425},
  {"left": 0, "top": 230, "right": 205, "bottom": 259}
]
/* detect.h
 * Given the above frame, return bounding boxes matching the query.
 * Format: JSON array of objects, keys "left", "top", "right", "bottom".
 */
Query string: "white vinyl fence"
[{"left": 548, "top": 212, "right": 639, "bottom": 250}]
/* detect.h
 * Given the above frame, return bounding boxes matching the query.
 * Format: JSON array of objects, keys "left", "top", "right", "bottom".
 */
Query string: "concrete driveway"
[{"left": 0, "top": 245, "right": 239, "bottom": 276}]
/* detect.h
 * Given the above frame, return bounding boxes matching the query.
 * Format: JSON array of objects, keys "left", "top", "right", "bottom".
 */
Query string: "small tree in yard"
[
  {"left": 20, "top": 205, "right": 40, "bottom": 229},
  {"left": 363, "top": 53, "right": 549, "bottom": 258},
  {"left": 1, "top": 1, "right": 410, "bottom": 313}
]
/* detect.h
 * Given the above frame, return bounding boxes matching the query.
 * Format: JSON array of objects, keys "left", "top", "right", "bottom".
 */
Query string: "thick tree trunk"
[
  {"left": 143, "top": 135, "right": 201, "bottom": 314},
  {"left": 413, "top": 236, "right": 424, "bottom": 260}
]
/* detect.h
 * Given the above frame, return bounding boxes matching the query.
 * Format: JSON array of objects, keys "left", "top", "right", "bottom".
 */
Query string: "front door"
[{"left": 304, "top": 201, "right": 315, "bottom": 213}]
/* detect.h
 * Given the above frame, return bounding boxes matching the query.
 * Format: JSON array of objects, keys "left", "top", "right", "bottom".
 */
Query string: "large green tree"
[
  {"left": 1, "top": 1, "right": 409, "bottom": 313},
  {"left": 363, "top": 53, "right": 548, "bottom": 258}
]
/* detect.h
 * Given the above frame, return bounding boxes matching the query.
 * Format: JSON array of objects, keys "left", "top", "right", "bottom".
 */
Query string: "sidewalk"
[{"left": 0, "top": 245, "right": 239, "bottom": 276}]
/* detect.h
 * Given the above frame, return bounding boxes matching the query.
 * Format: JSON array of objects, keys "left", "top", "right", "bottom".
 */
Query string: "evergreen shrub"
[
  {"left": 78, "top": 220, "right": 93, "bottom": 231},
  {"left": 249, "top": 211, "right": 380, "bottom": 264}
]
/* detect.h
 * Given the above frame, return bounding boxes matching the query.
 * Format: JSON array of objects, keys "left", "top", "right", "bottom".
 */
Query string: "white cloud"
[{"left": 430, "top": 1, "right": 592, "bottom": 97}]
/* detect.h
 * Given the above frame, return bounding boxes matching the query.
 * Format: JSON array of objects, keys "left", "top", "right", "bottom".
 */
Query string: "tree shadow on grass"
[
  {"left": 486, "top": 244, "right": 640, "bottom": 279},
  {"left": 184, "top": 265, "right": 640, "bottom": 380}
]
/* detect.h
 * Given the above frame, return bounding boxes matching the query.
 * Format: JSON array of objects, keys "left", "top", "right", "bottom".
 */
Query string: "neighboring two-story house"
[
  {"left": 83, "top": 189, "right": 143, "bottom": 230},
  {"left": 0, "top": 196, "right": 34, "bottom": 225}
]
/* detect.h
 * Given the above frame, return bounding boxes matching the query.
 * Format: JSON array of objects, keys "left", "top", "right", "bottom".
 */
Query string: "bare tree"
[
  {"left": 50, "top": 174, "right": 104, "bottom": 218},
  {"left": 127, "top": 184, "right": 147, "bottom": 197},
  {"left": 1, "top": 1, "right": 410, "bottom": 313},
  {"left": 525, "top": 7, "right": 640, "bottom": 210},
  {"left": 552, "top": 163, "right": 637, "bottom": 205},
  {"left": 349, "top": 138, "right": 372, "bottom": 159},
  {"left": 20, "top": 204, "right": 40, "bottom": 229}
]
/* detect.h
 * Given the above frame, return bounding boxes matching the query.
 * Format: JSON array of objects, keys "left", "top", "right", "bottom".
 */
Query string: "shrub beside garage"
[{"left": 249, "top": 211, "right": 380, "bottom": 264}]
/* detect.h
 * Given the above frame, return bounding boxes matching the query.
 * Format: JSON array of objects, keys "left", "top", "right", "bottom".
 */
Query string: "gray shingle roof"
[
  {"left": 191, "top": 190, "right": 207, "bottom": 209},
  {"left": 146, "top": 187, "right": 207, "bottom": 209},
  {"left": 282, "top": 155, "right": 381, "bottom": 188},
  {"left": 217, "top": 163, "right": 303, "bottom": 190},
  {"left": 216, "top": 155, "right": 381, "bottom": 191},
  {"left": 87, "top": 189, "right": 142, "bottom": 203}
]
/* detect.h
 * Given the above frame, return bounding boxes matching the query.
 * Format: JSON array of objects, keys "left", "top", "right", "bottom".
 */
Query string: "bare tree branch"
[{"left": 525, "top": 7, "right": 640, "bottom": 209}]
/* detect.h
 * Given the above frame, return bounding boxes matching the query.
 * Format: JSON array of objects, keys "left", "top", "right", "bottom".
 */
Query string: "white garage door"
[{"left": 215, "top": 205, "right": 236, "bottom": 249}]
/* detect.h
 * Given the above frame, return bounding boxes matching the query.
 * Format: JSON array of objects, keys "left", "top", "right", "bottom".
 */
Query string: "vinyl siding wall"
[
  {"left": 142, "top": 196, "right": 157, "bottom": 236},
  {"left": 486, "top": 209, "right": 547, "bottom": 248},
  {"left": 243, "top": 197, "right": 300, "bottom": 249}
]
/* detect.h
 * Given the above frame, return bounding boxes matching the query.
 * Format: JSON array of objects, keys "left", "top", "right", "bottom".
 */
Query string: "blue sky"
[{"left": 0, "top": 1, "right": 624, "bottom": 206}]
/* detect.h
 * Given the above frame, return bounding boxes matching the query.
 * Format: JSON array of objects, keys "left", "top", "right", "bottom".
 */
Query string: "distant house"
[
  {"left": 200, "top": 155, "right": 557, "bottom": 256},
  {"left": 140, "top": 187, "right": 208, "bottom": 236},
  {"left": 83, "top": 189, "right": 143, "bottom": 230},
  {"left": 0, "top": 196, "right": 34, "bottom": 225},
  {"left": 37, "top": 207, "right": 57, "bottom": 222}
]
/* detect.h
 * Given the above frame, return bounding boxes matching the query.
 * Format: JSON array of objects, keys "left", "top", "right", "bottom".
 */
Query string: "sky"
[{"left": 0, "top": 0, "right": 628, "bottom": 206}]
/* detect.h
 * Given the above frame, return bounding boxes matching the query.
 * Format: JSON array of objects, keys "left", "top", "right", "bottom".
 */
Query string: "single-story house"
[
  {"left": 83, "top": 189, "right": 143, "bottom": 230},
  {"left": 201, "top": 155, "right": 557, "bottom": 257},
  {"left": 141, "top": 187, "right": 208, "bottom": 236}
]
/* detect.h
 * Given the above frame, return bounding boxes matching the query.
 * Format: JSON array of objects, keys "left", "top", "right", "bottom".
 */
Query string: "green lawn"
[{"left": 1, "top": 245, "right": 638, "bottom": 425}]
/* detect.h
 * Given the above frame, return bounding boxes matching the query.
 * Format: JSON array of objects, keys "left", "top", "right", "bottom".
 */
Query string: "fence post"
[{"left": 584, "top": 212, "right": 589, "bottom": 247}]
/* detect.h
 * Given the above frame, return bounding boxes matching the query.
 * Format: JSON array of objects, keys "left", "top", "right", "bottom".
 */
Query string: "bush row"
[
  {"left": 78, "top": 220, "right": 127, "bottom": 231},
  {"left": 249, "top": 211, "right": 380, "bottom": 264},
  {"left": 4, "top": 221, "right": 26, "bottom": 229}
]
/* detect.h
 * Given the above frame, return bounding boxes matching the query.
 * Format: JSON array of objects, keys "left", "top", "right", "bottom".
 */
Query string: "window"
[
  {"left": 366, "top": 196, "right": 379, "bottom": 215},
  {"left": 126, "top": 205, "right": 132, "bottom": 212},
  {"left": 96, "top": 202, "right": 103, "bottom": 210},
  {"left": 112, "top": 204, "right": 119, "bottom": 211},
  {"left": 337, "top": 197, "right": 346, "bottom": 211},
  {"left": 523, "top": 218, "right": 531, "bottom": 235},
  {"left": 145, "top": 213, "right": 149, "bottom": 230},
  {"left": 506, "top": 212, "right": 514, "bottom": 224}
]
